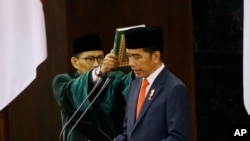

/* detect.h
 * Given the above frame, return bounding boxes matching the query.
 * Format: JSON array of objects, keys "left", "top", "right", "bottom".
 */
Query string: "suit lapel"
[
  {"left": 133, "top": 68, "right": 169, "bottom": 128},
  {"left": 128, "top": 79, "right": 142, "bottom": 127},
  {"left": 134, "top": 83, "right": 162, "bottom": 125}
]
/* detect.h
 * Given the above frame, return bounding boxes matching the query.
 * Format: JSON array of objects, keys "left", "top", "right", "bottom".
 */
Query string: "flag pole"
[{"left": 0, "top": 107, "right": 9, "bottom": 141}]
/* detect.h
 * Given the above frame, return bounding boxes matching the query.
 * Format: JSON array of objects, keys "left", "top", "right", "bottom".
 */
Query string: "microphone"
[
  {"left": 66, "top": 74, "right": 115, "bottom": 141},
  {"left": 59, "top": 74, "right": 108, "bottom": 141}
]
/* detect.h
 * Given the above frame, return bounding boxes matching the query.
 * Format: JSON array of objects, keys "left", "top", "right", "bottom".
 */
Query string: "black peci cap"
[
  {"left": 72, "top": 35, "right": 103, "bottom": 55},
  {"left": 124, "top": 27, "right": 163, "bottom": 51}
]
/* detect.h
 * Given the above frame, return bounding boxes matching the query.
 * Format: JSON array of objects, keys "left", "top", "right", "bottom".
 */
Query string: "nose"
[
  {"left": 93, "top": 59, "right": 99, "bottom": 67},
  {"left": 128, "top": 58, "right": 135, "bottom": 68}
]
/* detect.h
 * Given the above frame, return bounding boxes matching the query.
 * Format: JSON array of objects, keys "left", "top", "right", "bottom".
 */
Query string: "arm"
[
  {"left": 52, "top": 74, "right": 76, "bottom": 113},
  {"left": 164, "top": 84, "right": 191, "bottom": 141},
  {"left": 70, "top": 71, "right": 94, "bottom": 111},
  {"left": 52, "top": 71, "right": 96, "bottom": 113}
]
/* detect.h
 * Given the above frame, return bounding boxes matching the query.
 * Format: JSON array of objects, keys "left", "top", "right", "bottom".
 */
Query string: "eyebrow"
[
  {"left": 85, "top": 55, "right": 104, "bottom": 57},
  {"left": 127, "top": 53, "right": 141, "bottom": 56}
]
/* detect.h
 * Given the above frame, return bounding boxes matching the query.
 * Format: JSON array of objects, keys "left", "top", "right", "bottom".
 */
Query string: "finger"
[
  {"left": 105, "top": 54, "right": 117, "bottom": 61},
  {"left": 110, "top": 49, "right": 114, "bottom": 54},
  {"left": 109, "top": 49, "right": 118, "bottom": 59}
]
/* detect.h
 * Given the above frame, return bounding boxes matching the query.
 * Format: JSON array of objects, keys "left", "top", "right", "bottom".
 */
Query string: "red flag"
[
  {"left": 244, "top": 0, "right": 250, "bottom": 115},
  {"left": 0, "top": 0, "right": 47, "bottom": 110}
]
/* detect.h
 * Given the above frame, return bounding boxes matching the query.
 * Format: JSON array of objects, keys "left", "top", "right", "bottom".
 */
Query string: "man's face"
[
  {"left": 71, "top": 50, "right": 104, "bottom": 74},
  {"left": 126, "top": 48, "right": 160, "bottom": 78}
]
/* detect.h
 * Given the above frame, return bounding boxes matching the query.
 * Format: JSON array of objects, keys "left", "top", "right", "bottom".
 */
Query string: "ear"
[
  {"left": 153, "top": 51, "right": 161, "bottom": 63},
  {"left": 71, "top": 57, "right": 79, "bottom": 69}
]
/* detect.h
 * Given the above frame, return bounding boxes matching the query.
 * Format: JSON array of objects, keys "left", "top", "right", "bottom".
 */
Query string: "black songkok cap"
[
  {"left": 124, "top": 27, "right": 163, "bottom": 50},
  {"left": 72, "top": 35, "right": 103, "bottom": 55}
]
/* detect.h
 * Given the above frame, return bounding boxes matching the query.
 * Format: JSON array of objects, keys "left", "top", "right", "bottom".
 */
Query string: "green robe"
[{"left": 52, "top": 70, "right": 132, "bottom": 141}]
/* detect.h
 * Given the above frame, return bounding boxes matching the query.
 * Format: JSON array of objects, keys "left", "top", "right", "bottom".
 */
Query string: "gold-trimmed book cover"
[{"left": 113, "top": 24, "right": 146, "bottom": 71}]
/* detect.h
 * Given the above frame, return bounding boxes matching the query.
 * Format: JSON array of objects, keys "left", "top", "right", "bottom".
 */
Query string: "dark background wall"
[
  {"left": 193, "top": 0, "right": 250, "bottom": 140},
  {"left": 2, "top": 0, "right": 196, "bottom": 141}
]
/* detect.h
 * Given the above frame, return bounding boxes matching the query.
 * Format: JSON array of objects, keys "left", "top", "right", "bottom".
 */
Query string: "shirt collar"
[{"left": 145, "top": 63, "right": 165, "bottom": 86}]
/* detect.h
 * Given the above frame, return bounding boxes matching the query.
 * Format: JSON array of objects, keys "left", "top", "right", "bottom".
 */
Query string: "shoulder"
[
  {"left": 52, "top": 73, "right": 74, "bottom": 85},
  {"left": 159, "top": 68, "right": 188, "bottom": 91}
]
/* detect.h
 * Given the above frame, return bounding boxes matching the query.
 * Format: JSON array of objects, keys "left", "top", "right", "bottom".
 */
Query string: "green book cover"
[{"left": 113, "top": 24, "right": 146, "bottom": 71}]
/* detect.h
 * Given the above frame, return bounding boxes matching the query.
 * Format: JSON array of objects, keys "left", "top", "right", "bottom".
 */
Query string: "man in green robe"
[{"left": 52, "top": 35, "right": 132, "bottom": 141}]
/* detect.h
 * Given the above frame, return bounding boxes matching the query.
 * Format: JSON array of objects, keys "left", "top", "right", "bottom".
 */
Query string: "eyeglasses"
[{"left": 76, "top": 56, "right": 104, "bottom": 64}]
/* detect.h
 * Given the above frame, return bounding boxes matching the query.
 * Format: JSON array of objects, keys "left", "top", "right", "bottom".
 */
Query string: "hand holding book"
[
  {"left": 113, "top": 24, "right": 146, "bottom": 71},
  {"left": 96, "top": 50, "right": 118, "bottom": 76}
]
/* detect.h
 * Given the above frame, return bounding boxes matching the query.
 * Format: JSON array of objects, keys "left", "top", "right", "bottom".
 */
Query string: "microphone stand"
[
  {"left": 59, "top": 74, "right": 108, "bottom": 141},
  {"left": 66, "top": 75, "right": 114, "bottom": 141}
]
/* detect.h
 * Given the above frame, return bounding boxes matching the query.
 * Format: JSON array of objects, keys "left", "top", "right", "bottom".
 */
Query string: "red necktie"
[{"left": 136, "top": 79, "right": 149, "bottom": 119}]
